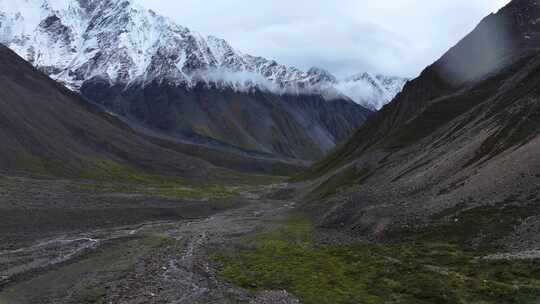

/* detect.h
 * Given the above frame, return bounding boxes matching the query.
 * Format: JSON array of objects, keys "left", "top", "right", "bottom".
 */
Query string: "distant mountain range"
[
  {"left": 0, "top": 0, "right": 399, "bottom": 160},
  {"left": 0, "top": 42, "right": 312, "bottom": 176},
  {"left": 0, "top": 0, "right": 406, "bottom": 111}
]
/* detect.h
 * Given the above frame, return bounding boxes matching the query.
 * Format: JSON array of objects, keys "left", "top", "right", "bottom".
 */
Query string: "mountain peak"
[
  {"left": 0, "top": 0, "right": 405, "bottom": 109},
  {"left": 433, "top": 0, "right": 540, "bottom": 84},
  {"left": 336, "top": 72, "right": 408, "bottom": 110},
  {"left": 306, "top": 67, "right": 337, "bottom": 84}
]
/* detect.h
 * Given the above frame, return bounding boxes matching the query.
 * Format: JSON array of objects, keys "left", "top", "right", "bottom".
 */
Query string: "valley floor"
[
  {"left": 0, "top": 175, "right": 300, "bottom": 303},
  {"left": 1, "top": 175, "right": 540, "bottom": 304}
]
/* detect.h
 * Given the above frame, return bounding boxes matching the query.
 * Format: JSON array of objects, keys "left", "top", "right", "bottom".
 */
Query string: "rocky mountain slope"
[
  {"left": 0, "top": 43, "right": 203, "bottom": 177},
  {"left": 0, "top": 0, "right": 383, "bottom": 160},
  {"left": 0, "top": 44, "right": 302, "bottom": 177},
  {"left": 299, "top": 0, "right": 540, "bottom": 251}
]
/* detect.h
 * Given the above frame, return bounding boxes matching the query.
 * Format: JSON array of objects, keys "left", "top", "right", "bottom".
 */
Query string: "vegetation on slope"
[
  {"left": 215, "top": 216, "right": 540, "bottom": 304},
  {"left": 71, "top": 159, "right": 285, "bottom": 200}
]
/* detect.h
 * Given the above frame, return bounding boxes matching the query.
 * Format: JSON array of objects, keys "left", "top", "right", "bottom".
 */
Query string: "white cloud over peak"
[{"left": 136, "top": 0, "right": 510, "bottom": 78}]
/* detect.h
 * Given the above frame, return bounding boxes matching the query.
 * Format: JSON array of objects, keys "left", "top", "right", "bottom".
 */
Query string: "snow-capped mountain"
[
  {"left": 0, "top": 0, "right": 405, "bottom": 110},
  {"left": 0, "top": 0, "right": 332, "bottom": 90},
  {"left": 335, "top": 73, "right": 409, "bottom": 110}
]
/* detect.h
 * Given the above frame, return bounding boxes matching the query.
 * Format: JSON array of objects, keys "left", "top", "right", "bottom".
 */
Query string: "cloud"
[
  {"left": 136, "top": 0, "right": 510, "bottom": 78},
  {"left": 192, "top": 69, "right": 399, "bottom": 111},
  {"left": 333, "top": 80, "right": 384, "bottom": 110},
  {"left": 195, "top": 69, "right": 281, "bottom": 93}
]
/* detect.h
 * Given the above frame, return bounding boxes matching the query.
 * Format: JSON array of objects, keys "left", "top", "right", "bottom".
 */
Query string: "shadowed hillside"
[
  {"left": 0, "top": 45, "right": 301, "bottom": 177},
  {"left": 297, "top": 0, "right": 540, "bottom": 251}
]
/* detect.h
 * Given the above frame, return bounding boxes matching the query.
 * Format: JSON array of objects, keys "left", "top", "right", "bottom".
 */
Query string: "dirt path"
[{"left": 0, "top": 184, "right": 300, "bottom": 304}]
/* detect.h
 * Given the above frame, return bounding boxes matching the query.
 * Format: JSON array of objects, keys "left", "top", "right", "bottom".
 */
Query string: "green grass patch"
[
  {"left": 79, "top": 160, "right": 285, "bottom": 186},
  {"left": 390, "top": 202, "right": 540, "bottom": 250},
  {"left": 71, "top": 160, "right": 284, "bottom": 200},
  {"left": 79, "top": 160, "right": 180, "bottom": 184},
  {"left": 74, "top": 181, "right": 238, "bottom": 200},
  {"left": 13, "top": 154, "right": 70, "bottom": 176},
  {"left": 209, "top": 169, "right": 286, "bottom": 186},
  {"left": 142, "top": 234, "right": 176, "bottom": 248},
  {"left": 14, "top": 154, "right": 49, "bottom": 175},
  {"left": 215, "top": 216, "right": 540, "bottom": 304},
  {"left": 14, "top": 157, "right": 285, "bottom": 200}
]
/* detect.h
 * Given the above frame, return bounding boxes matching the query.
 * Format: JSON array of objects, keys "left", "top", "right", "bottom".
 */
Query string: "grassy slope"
[
  {"left": 76, "top": 160, "right": 284, "bottom": 199},
  {"left": 11, "top": 157, "right": 285, "bottom": 201}
]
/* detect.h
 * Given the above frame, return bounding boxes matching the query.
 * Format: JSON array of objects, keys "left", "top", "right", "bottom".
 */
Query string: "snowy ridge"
[
  {"left": 336, "top": 73, "right": 409, "bottom": 110},
  {"left": 0, "top": 0, "right": 407, "bottom": 109}
]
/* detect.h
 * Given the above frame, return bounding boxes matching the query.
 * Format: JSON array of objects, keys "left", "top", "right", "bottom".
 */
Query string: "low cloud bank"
[
  {"left": 192, "top": 70, "right": 400, "bottom": 110},
  {"left": 334, "top": 80, "right": 388, "bottom": 110}
]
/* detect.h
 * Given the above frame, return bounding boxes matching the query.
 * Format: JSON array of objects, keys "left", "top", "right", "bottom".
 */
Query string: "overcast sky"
[{"left": 136, "top": 0, "right": 510, "bottom": 78}]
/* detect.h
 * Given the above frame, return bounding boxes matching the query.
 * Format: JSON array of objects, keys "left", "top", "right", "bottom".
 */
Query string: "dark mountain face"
[
  {"left": 81, "top": 79, "right": 372, "bottom": 160},
  {"left": 0, "top": 45, "right": 302, "bottom": 177},
  {"left": 364, "top": 0, "right": 540, "bottom": 138},
  {"left": 0, "top": 0, "right": 374, "bottom": 161},
  {"left": 300, "top": 0, "right": 540, "bottom": 249},
  {"left": 0, "top": 45, "right": 200, "bottom": 177}
]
